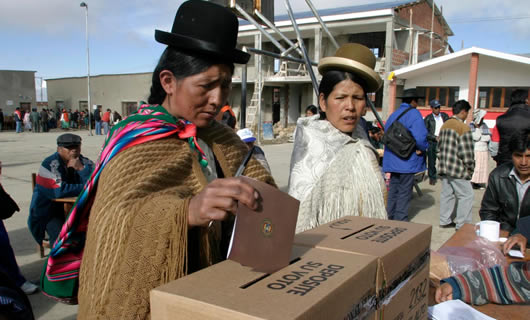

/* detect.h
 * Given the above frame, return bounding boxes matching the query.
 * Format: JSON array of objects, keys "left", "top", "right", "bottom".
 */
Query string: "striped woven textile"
[
  {"left": 445, "top": 261, "right": 530, "bottom": 305},
  {"left": 45, "top": 104, "right": 208, "bottom": 282}
]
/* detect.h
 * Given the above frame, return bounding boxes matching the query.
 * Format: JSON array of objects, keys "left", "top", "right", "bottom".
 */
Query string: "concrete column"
[
  {"left": 467, "top": 52, "right": 479, "bottom": 122},
  {"left": 388, "top": 80, "right": 397, "bottom": 115},
  {"left": 313, "top": 27, "right": 322, "bottom": 106},
  {"left": 382, "top": 20, "right": 394, "bottom": 120}
]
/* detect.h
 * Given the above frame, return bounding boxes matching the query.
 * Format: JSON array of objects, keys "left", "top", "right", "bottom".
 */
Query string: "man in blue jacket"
[
  {"left": 383, "top": 89, "right": 428, "bottom": 221},
  {"left": 28, "top": 134, "right": 94, "bottom": 246}
]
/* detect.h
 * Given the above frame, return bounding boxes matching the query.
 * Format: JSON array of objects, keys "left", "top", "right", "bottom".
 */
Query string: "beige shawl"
[
  {"left": 77, "top": 122, "right": 274, "bottom": 319},
  {"left": 288, "top": 117, "right": 387, "bottom": 233}
]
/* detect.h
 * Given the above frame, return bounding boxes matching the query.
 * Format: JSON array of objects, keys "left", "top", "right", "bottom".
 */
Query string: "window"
[
  {"left": 416, "top": 87, "right": 459, "bottom": 107},
  {"left": 477, "top": 87, "right": 530, "bottom": 108}
]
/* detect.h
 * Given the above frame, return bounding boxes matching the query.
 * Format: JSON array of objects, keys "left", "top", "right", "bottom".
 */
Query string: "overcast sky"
[{"left": 1, "top": 0, "right": 529, "bottom": 99}]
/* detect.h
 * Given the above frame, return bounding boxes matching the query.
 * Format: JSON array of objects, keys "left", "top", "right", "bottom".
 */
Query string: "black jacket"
[
  {"left": 495, "top": 104, "right": 530, "bottom": 165},
  {"left": 479, "top": 162, "right": 530, "bottom": 233},
  {"left": 94, "top": 109, "right": 101, "bottom": 122},
  {"left": 424, "top": 112, "right": 449, "bottom": 143}
]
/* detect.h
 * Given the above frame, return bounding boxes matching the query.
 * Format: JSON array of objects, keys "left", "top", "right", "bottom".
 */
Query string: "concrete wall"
[
  {"left": 403, "top": 59, "right": 471, "bottom": 96},
  {"left": 47, "top": 73, "right": 151, "bottom": 115},
  {"left": 0, "top": 70, "right": 36, "bottom": 114},
  {"left": 403, "top": 55, "right": 530, "bottom": 107}
]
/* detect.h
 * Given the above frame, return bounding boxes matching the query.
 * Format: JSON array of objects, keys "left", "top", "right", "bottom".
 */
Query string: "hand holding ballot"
[{"left": 188, "top": 177, "right": 259, "bottom": 227}]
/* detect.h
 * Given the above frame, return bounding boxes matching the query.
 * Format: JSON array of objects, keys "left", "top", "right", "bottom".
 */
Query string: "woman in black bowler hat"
[{"left": 65, "top": 1, "right": 276, "bottom": 318}]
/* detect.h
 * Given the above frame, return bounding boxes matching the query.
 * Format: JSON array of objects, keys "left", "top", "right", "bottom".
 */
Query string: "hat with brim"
[
  {"left": 57, "top": 133, "right": 82, "bottom": 147},
  {"left": 318, "top": 43, "right": 382, "bottom": 92},
  {"left": 155, "top": 0, "right": 249, "bottom": 64},
  {"left": 397, "top": 88, "right": 425, "bottom": 99}
]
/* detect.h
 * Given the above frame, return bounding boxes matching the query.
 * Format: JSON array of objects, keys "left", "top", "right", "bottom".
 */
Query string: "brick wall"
[
  {"left": 396, "top": 1, "right": 448, "bottom": 57},
  {"left": 392, "top": 49, "right": 410, "bottom": 67}
]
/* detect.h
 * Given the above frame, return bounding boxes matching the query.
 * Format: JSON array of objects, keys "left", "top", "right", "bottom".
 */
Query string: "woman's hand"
[
  {"left": 188, "top": 178, "right": 259, "bottom": 227},
  {"left": 435, "top": 283, "right": 454, "bottom": 303},
  {"left": 503, "top": 233, "right": 527, "bottom": 255}
]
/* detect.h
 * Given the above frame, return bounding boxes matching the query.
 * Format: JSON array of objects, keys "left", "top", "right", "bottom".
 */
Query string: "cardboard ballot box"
[
  {"left": 151, "top": 246, "right": 378, "bottom": 319},
  {"left": 294, "top": 216, "right": 432, "bottom": 320}
]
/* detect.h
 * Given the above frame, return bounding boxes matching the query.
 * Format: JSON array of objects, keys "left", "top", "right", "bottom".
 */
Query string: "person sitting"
[
  {"left": 435, "top": 216, "right": 530, "bottom": 305},
  {"left": 480, "top": 131, "right": 530, "bottom": 233},
  {"left": 28, "top": 133, "right": 94, "bottom": 246},
  {"left": 288, "top": 43, "right": 387, "bottom": 233},
  {"left": 237, "top": 128, "right": 271, "bottom": 173}
]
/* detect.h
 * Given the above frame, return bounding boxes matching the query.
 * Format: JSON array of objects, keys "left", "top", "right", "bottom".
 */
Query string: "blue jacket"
[
  {"left": 28, "top": 152, "right": 94, "bottom": 244},
  {"left": 382, "top": 103, "right": 428, "bottom": 173}
]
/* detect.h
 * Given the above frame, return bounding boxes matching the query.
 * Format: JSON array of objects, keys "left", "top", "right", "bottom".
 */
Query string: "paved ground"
[{"left": 0, "top": 129, "right": 489, "bottom": 319}]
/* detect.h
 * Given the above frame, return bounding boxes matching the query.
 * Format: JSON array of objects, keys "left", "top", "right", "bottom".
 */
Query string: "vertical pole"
[
  {"left": 408, "top": 9, "right": 413, "bottom": 65},
  {"left": 256, "top": 33, "right": 262, "bottom": 145},
  {"left": 382, "top": 20, "right": 394, "bottom": 119},
  {"left": 467, "top": 52, "right": 480, "bottom": 123},
  {"left": 430, "top": 1, "right": 434, "bottom": 59},
  {"left": 240, "top": 62, "right": 247, "bottom": 129},
  {"left": 84, "top": 5, "right": 92, "bottom": 135}
]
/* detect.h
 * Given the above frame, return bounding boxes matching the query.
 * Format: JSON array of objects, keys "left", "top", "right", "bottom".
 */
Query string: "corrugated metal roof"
[{"left": 240, "top": 0, "right": 415, "bottom": 25}]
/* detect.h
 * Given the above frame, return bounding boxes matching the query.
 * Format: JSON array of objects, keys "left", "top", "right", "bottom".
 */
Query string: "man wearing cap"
[
  {"left": 424, "top": 99, "right": 449, "bottom": 185},
  {"left": 237, "top": 128, "right": 271, "bottom": 173},
  {"left": 383, "top": 88, "right": 429, "bottom": 221},
  {"left": 28, "top": 133, "right": 94, "bottom": 246}
]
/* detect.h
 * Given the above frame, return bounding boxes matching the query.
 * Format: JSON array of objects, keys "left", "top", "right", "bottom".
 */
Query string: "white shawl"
[{"left": 288, "top": 116, "right": 387, "bottom": 233}]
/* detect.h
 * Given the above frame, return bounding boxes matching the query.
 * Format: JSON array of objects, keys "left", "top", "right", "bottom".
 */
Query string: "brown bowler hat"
[{"left": 318, "top": 43, "right": 382, "bottom": 92}]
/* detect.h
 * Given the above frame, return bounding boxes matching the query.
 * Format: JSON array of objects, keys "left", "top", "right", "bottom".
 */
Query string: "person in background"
[
  {"left": 14, "top": 108, "right": 23, "bottom": 133},
  {"left": 435, "top": 216, "right": 530, "bottom": 306},
  {"left": 424, "top": 99, "right": 449, "bottom": 185},
  {"left": 368, "top": 125, "right": 384, "bottom": 150},
  {"left": 382, "top": 88, "right": 429, "bottom": 221},
  {"left": 305, "top": 105, "right": 318, "bottom": 117},
  {"left": 495, "top": 89, "right": 530, "bottom": 166},
  {"left": 102, "top": 108, "right": 111, "bottom": 135},
  {"left": 437, "top": 100, "right": 475, "bottom": 230},
  {"left": 289, "top": 43, "right": 387, "bottom": 233},
  {"left": 23, "top": 110, "right": 31, "bottom": 131},
  {"left": 0, "top": 108, "right": 4, "bottom": 131},
  {"left": 30, "top": 108, "right": 40, "bottom": 133},
  {"left": 470, "top": 109, "right": 491, "bottom": 189},
  {"left": 216, "top": 103, "right": 236, "bottom": 129},
  {"left": 480, "top": 131, "right": 530, "bottom": 233},
  {"left": 60, "top": 109, "right": 69, "bottom": 130},
  {"left": 237, "top": 128, "right": 271, "bottom": 173},
  {"left": 0, "top": 161, "right": 39, "bottom": 295},
  {"left": 40, "top": 108, "right": 48, "bottom": 132},
  {"left": 94, "top": 105, "right": 102, "bottom": 135},
  {"left": 112, "top": 111, "right": 122, "bottom": 125},
  {"left": 28, "top": 133, "right": 94, "bottom": 247},
  {"left": 47, "top": 109, "right": 55, "bottom": 129}
]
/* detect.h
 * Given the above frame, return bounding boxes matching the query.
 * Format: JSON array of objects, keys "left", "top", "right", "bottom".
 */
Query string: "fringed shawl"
[{"left": 288, "top": 116, "right": 387, "bottom": 233}]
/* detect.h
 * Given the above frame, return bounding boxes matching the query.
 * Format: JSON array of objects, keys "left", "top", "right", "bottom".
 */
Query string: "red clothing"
[{"left": 102, "top": 111, "right": 111, "bottom": 123}]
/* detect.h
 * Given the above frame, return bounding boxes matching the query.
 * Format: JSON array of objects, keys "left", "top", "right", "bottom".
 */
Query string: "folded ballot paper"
[
  {"left": 227, "top": 176, "right": 300, "bottom": 274},
  {"left": 428, "top": 300, "right": 496, "bottom": 320}
]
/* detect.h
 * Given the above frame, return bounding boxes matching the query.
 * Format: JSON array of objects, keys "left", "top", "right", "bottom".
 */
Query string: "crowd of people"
[
  {"left": 0, "top": 0, "right": 529, "bottom": 318},
  {"left": 0, "top": 106, "right": 123, "bottom": 134}
]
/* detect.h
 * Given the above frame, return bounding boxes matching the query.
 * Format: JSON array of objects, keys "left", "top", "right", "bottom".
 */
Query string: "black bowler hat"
[
  {"left": 57, "top": 134, "right": 82, "bottom": 147},
  {"left": 397, "top": 88, "right": 425, "bottom": 99},
  {"left": 155, "top": 0, "right": 250, "bottom": 64}
]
